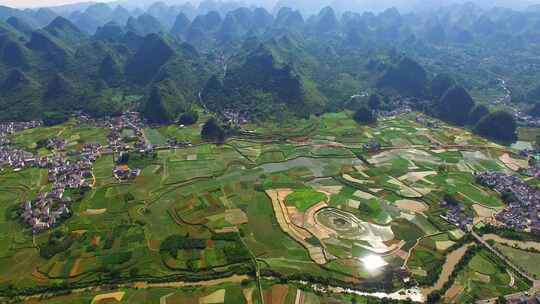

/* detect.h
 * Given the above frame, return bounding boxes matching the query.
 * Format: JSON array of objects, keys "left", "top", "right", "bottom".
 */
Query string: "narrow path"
[{"left": 237, "top": 232, "right": 264, "bottom": 304}]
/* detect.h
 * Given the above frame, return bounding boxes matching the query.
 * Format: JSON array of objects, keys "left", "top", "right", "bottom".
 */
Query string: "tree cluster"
[
  {"left": 353, "top": 106, "right": 377, "bottom": 125},
  {"left": 159, "top": 234, "right": 206, "bottom": 259},
  {"left": 201, "top": 118, "right": 226, "bottom": 143}
]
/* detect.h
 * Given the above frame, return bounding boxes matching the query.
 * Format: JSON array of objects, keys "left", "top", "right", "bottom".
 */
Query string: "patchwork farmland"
[{"left": 1, "top": 112, "right": 539, "bottom": 303}]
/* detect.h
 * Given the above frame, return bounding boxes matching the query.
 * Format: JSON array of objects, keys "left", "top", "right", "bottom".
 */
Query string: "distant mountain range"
[{"left": 0, "top": 0, "right": 539, "bottom": 123}]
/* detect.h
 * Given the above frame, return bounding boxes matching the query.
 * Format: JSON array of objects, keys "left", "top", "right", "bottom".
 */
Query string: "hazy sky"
[
  {"left": 2, "top": 0, "right": 540, "bottom": 9},
  {"left": 0, "top": 0, "right": 112, "bottom": 8}
]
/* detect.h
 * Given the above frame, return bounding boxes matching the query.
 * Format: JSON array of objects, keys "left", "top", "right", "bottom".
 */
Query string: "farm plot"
[
  {"left": 445, "top": 249, "right": 529, "bottom": 303},
  {"left": 495, "top": 244, "right": 540, "bottom": 278}
]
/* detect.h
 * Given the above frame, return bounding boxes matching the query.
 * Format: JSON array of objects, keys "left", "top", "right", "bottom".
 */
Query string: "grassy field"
[
  {"left": 284, "top": 188, "right": 326, "bottom": 211},
  {"left": 517, "top": 127, "right": 540, "bottom": 142},
  {"left": 10, "top": 120, "right": 109, "bottom": 150},
  {"left": 495, "top": 244, "right": 540, "bottom": 279}
]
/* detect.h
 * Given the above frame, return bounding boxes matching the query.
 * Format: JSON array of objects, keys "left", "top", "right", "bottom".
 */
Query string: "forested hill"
[{"left": 0, "top": 2, "right": 539, "bottom": 126}]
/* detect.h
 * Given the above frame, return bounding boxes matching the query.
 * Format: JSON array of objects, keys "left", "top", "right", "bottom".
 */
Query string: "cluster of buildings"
[
  {"left": 0, "top": 121, "right": 41, "bottom": 170},
  {"left": 167, "top": 139, "right": 193, "bottom": 148},
  {"left": 378, "top": 96, "right": 414, "bottom": 117},
  {"left": 525, "top": 159, "right": 540, "bottom": 179},
  {"left": 41, "top": 137, "right": 67, "bottom": 150},
  {"left": 516, "top": 150, "right": 540, "bottom": 178},
  {"left": 113, "top": 165, "right": 141, "bottom": 180},
  {"left": 415, "top": 115, "right": 441, "bottom": 128},
  {"left": 1, "top": 112, "right": 158, "bottom": 231},
  {"left": 105, "top": 111, "right": 148, "bottom": 153},
  {"left": 0, "top": 119, "right": 104, "bottom": 233},
  {"left": 0, "top": 121, "right": 41, "bottom": 136},
  {"left": 0, "top": 146, "right": 35, "bottom": 170},
  {"left": 506, "top": 293, "right": 540, "bottom": 304},
  {"left": 489, "top": 78, "right": 540, "bottom": 127},
  {"left": 362, "top": 140, "right": 382, "bottom": 152},
  {"left": 221, "top": 109, "right": 249, "bottom": 127},
  {"left": 20, "top": 143, "right": 101, "bottom": 232},
  {"left": 476, "top": 171, "right": 540, "bottom": 234},
  {"left": 514, "top": 110, "right": 540, "bottom": 128},
  {"left": 440, "top": 199, "right": 474, "bottom": 228}
]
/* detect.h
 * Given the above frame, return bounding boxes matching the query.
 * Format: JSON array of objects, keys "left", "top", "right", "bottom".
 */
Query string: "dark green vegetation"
[
  {"left": 436, "top": 86, "right": 475, "bottom": 126},
  {"left": 0, "top": 1, "right": 535, "bottom": 143},
  {"left": 475, "top": 111, "right": 518, "bottom": 144},
  {"left": 353, "top": 107, "right": 377, "bottom": 125},
  {"left": 201, "top": 117, "right": 226, "bottom": 143},
  {"left": 178, "top": 110, "right": 199, "bottom": 125}
]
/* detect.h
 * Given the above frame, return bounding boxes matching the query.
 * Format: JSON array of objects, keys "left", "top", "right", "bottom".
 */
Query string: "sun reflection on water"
[{"left": 361, "top": 255, "right": 388, "bottom": 272}]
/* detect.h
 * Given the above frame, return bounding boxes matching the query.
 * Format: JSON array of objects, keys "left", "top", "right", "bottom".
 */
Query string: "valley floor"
[{"left": 1, "top": 112, "right": 539, "bottom": 304}]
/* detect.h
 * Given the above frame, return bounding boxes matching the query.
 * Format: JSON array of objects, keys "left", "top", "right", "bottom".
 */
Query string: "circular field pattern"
[
  {"left": 316, "top": 208, "right": 367, "bottom": 239},
  {"left": 315, "top": 208, "right": 395, "bottom": 253}
]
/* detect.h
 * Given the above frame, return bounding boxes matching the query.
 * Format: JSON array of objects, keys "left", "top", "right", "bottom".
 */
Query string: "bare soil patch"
[
  {"left": 395, "top": 200, "right": 428, "bottom": 213},
  {"left": 69, "top": 258, "right": 83, "bottom": 277},
  {"left": 199, "top": 289, "right": 225, "bottom": 304},
  {"left": 82, "top": 209, "right": 107, "bottom": 216},
  {"left": 435, "top": 240, "right": 456, "bottom": 251},
  {"left": 269, "top": 284, "right": 289, "bottom": 304},
  {"left": 499, "top": 153, "right": 529, "bottom": 171},
  {"left": 353, "top": 190, "right": 375, "bottom": 199},
  {"left": 421, "top": 243, "right": 474, "bottom": 296},
  {"left": 91, "top": 291, "right": 125, "bottom": 303},
  {"left": 224, "top": 209, "right": 248, "bottom": 225},
  {"left": 243, "top": 287, "right": 255, "bottom": 304},
  {"left": 444, "top": 283, "right": 463, "bottom": 302}
]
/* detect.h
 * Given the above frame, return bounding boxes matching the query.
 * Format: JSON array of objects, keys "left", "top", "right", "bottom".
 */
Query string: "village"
[
  {"left": 476, "top": 171, "right": 540, "bottom": 234},
  {"left": 0, "top": 111, "right": 160, "bottom": 232},
  {"left": 20, "top": 143, "right": 100, "bottom": 232}
]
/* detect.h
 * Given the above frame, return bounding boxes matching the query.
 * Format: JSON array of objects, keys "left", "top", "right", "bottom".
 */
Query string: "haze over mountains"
[{"left": 0, "top": 0, "right": 539, "bottom": 136}]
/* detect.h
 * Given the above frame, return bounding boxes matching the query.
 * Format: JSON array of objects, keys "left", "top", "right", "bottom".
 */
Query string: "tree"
[
  {"left": 437, "top": 86, "right": 475, "bottom": 125},
  {"left": 201, "top": 118, "right": 226, "bottom": 143},
  {"left": 43, "top": 111, "right": 69, "bottom": 126},
  {"left": 468, "top": 104, "right": 489, "bottom": 125},
  {"left": 368, "top": 94, "right": 381, "bottom": 110},
  {"left": 427, "top": 291, "right": 441, "bottom": 304},
  {"left": 179, "top": 111, "right": 199, "bottom": 125},
  {"left": 474, "top": 111, "right": 517, "bottom": 143},
  {"left": 353, "top": 106, "right": 377, "bottom": 125}
]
